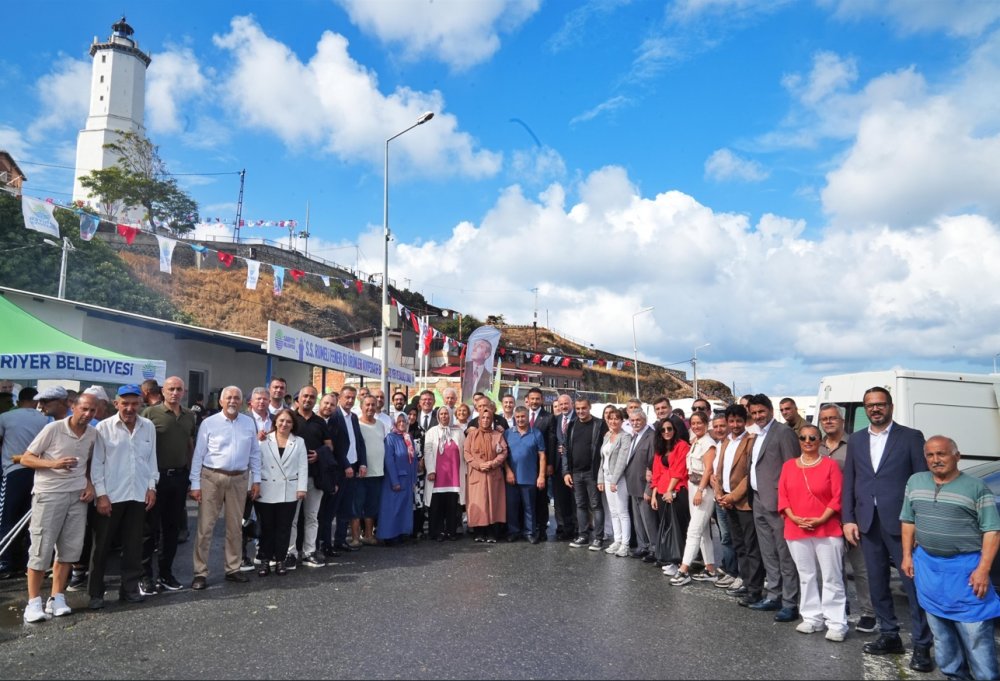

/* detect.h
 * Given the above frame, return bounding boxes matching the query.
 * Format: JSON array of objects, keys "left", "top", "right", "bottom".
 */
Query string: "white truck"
[{"left": 816, "top": 370, "right": 1000, "bottom": 467}]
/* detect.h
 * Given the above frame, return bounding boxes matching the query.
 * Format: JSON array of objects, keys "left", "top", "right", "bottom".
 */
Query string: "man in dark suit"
[
  {"left": 330, "top": 386, "right": 367, "bottom": 552},
  {"left": 745, "top": 394, "right": 800, "bottom": 622},
  {"left": 842, "top": 387, "right": 932, "bottom": 673},
  {"left": 551, "top": 393, "right": 577, "bottom": 540},
  {"left": 623, "top": 410, "right": 657, "bottom": 560},
  {"left": 461, "top": 339, "right": 494, "bottom": 399},
  {"left": 524, "top": 387, "right": 555, "bottom": 541}
]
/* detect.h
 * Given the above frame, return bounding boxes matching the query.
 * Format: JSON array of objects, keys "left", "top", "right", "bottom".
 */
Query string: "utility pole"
[
  {"left": 532, "top": 287, "right": 539, "bottom": 350},
  {"left": 233, "top": 168, "right": 245, "bottom": 244}
]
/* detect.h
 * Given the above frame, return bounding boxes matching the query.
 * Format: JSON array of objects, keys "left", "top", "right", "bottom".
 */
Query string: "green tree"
[
  {"left": 78, "top": 130, "right": 199, "bottom": 232},
  {"left": 0, "top": 191, "right": 192, "bottom": 322}
]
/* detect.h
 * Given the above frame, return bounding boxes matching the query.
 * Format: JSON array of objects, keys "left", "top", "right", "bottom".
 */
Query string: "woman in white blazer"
[
  {"left": 255, "top": 409, "right": 308, "bottom": 576},
  {"left": 423, "top": 407, "right": 467, "bottom": 541}
]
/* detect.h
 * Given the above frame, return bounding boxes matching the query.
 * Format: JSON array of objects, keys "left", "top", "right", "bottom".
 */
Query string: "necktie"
[
  {"left": 530, "top": 412, "right": 536, "bottom": 429},
  {"left": 562, "top": 414, "right": 569, "bottom": 434},
  {"left": 423, "top": 414, "right": 430, "bottom": 430}
]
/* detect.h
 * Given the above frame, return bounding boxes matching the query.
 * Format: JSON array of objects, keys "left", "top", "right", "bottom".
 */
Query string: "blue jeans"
[
  {"left": 926, "top": 611, "right": 999, "bottom": 680},
  {"left": 714, "top": 503, "right": 739, "bottom": 576},
  {"left": 506, "top": 484, "right": 536, "bottom": 538}
]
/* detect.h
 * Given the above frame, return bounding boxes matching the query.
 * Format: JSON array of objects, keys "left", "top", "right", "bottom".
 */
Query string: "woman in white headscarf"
[{"left": 423, "top": 407, "right": 467, "bottom": 541}]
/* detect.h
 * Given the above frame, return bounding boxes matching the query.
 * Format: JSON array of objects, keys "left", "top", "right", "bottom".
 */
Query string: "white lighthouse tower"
[{"left": 72, "top": 17, "right": 151, "bottom": 208}]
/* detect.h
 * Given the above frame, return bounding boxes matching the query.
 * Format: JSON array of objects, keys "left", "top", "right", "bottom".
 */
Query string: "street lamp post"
[
  {"left": 381, "top": 111, "right": 434, "bottom": 410},
  {"left": 631, "top": 306, "right": 654, "bottom": 399},
  {"left": 43, "top": 237, "right": 75, "bottom": 300},
  {"left": 691, "top": 342, "right": 711, "bottom": 400}
]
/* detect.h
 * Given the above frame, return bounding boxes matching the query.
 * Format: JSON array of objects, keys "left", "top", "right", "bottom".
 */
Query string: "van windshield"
[{"left": 844, "top": 402, "right": 871, "bottom": 434}]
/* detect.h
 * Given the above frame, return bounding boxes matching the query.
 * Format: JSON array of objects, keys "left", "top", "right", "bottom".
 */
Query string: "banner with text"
[{"left": 266, "top": 321, "right": 415, "bottom": 387}]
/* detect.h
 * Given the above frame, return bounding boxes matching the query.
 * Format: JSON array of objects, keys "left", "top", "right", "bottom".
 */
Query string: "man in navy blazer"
[
  {"left": 330, "top": 386, "right": 367, "bottom": 552},
  {"left": 842, "top": 387, "right": 932, "bottom": 673}
]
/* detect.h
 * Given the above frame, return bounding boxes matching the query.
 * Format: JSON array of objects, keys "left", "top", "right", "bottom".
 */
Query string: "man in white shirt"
[
  {"left": 189, "top": 386, "right": 261, "bottom": 589},
  {"left": 370, "top": 388, "right": 394, "bottom": 433},
  {"left": 248, "top": 387, "right": 272, "bottom": 438},
  {"left": 267, "top": 377, "right": 287, "bottom": 416},
  {"left": 88, "top": 385, "right": 158, "bottom": 608},
  {"left": 390, "top": 391, "right": 408, "bottom": 420}
]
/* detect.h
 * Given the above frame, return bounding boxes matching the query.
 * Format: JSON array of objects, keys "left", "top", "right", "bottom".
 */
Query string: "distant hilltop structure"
[{"left": 71, "top": 16, "right": 151, "bottom": 208}]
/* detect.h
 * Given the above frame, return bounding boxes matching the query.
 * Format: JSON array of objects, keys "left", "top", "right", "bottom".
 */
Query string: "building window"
[
  {"left": 394, "top": 340, "right": 401, "bottom": 348},
  {"left": 101, "top": 55, "right": 106, "bottom": 63},
  {"left": 99, "top": 95, "right": 104, "bottom": 101},
  {"left": 100, "top": 75, "right": 104, "bottom": 83}
]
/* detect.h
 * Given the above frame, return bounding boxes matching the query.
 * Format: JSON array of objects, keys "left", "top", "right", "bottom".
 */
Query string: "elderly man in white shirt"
[
  {"left": 189, "top": 386, "right": 261, "bottom": 590},
  {"left": 88, "top": 385, "right": 158, "bottom": 609}
]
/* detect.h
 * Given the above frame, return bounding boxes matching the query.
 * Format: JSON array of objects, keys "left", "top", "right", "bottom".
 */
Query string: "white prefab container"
[{"left": 816, "top": 370, "right": 1000, "bottom": 466}]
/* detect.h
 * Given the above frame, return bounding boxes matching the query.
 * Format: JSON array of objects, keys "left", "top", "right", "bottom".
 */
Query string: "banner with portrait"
[{"left": 461, "top": 325, "right": 501, "bottom": 405}]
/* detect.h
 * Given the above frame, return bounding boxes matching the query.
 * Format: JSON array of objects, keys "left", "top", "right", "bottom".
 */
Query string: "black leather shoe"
[
  {"left": 528, "top": 535, "right": 540, "bottom": 544},
  {"left": 535, "top": 533, "right": 548, "bottom": 542},
  {"left": 119, "top": 590, "right": 144, "bottom": 604},
  {"left": 909, "top": 645, "right": 934, "bottom": 672},
  {"left": 642, "top": 555, "right": 657, "bottom": 564},
  {"left": 191, "top": 576, "right": 207, "bottom": 590},
  {"left": 630, "top": 549, "right": 648, "bottom": 559},
  {"left": 727, "top": 586, "right": 749, "bottom": 598},
  {"left": 333, "top": 542, "right": 354, "bottom": 553},
  {"left": 863, "top": 633, "right": 905, "bottom": 655},
  {"left": 748, "top": 597, "right": 781, "bottom": 611},
  {"left": 506, "top": 534, "right": 519, "bottom": 543},
  {"left": 322, "top": 546, "right": 341, "bottom": 559},
  {"left": 737, "top": 592, "right": 762, "bottom": 607},
  {"left": 774, "top": 606, "right": 799, "bottom": 623},
  {"left": 224, "top": 571, "right": 249, "bottom": 583}
]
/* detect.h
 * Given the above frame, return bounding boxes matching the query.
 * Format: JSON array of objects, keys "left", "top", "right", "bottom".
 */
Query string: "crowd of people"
[{"left": 1, "top": 378, "right": 998, "bottom": 679}]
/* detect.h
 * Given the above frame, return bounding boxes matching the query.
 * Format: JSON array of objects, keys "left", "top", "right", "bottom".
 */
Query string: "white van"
[{"left": 816, "top": 370, "right": 1000, "bottom": 466}]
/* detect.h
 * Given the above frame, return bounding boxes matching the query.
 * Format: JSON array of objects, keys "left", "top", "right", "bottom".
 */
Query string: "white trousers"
[
  {"left": 788, "top": 535, "right": 848, "bottom": 634},
  {"left": 288, "top": 478, "right": 323, "bottom": 557},
  {"left": 603, "top": 478, "right": 631, "bottom": 545},
  {"left": 682, "top": 485, "right": 716, "bottom": 567}
]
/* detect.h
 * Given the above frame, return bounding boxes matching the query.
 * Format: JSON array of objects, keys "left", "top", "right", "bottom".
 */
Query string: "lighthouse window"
[
  {"left": 100, "top": 75, "right": 104, "bottom": 83},
  {"left": 99, "top": 96, "right": 104, "bottom": 101},
  {"left": 101, "top": 55, "right": 106, "bottom": 63}
]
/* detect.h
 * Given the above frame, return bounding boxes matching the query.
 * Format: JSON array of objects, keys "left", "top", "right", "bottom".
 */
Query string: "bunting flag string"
[
  {"left": 273, "top": 266, "right": 285, "bottom": 296},
  {"left": 217, "top": 252, "right": 235, "bottom": 267},
  {"left": 245, "top": 259, "right": 260, "bottom": 290},
  {"left": 155, "top": 236, "right": 176, "bottom": 274},
  {"left": 116, "top": 223, "right": 139, "bottom": 245},
  {"left": 238, "top": 219, "right": 299, "bottom": 228},
  {"left": 79, "top": 212, "right": 99, "bottom": 241},
  {"left": 289, "top": 269, "right": 305, "bottom": 282}
]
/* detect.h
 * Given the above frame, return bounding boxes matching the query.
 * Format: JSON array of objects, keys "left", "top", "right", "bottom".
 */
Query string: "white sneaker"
[
  {"left": 604, "top": 542, "right": 621, "bottom": 554},
  {"left": 661, "top": 563, "right": 679, "bottom": 576},
  {"left": 825, "top": 628, "right": 846, "bottom": 642},
  {"left": 615, "top": 544, "right": 629, "bottom": 557},
  {"left": 23, "top": 597, "right": 50, "bottom": 623},
  {"left": 795, "top": 621, "right": 824, "bottom": 634},
  {"left": 45, "top": 593, "right": 72, "bottom": 617}
]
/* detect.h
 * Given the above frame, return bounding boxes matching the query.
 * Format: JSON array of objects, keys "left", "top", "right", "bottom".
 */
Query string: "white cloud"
[
  {"left": 0, "top": 125, "right": 31, "bottom": 159},
  {"left": 668, "top": 0, "right": 794, "bottom": 23},
  {"left": 704, "top": 148, "right": 769, "bottom": 182},
  {"left": 509, "top": 146, "right": 567, "bottom": 186},
  {"left": 146, "top": 47, "right": 209, "bottom": 135},
  {"left": 570, "top": 95, "right": 632, "bottom": 125},
  {"left": 821, "top": 0, "right": 1000, "bottom": 38},
  {"left": 549, "top": 0, "right": 633, "bottom": 53},
  {"left": 781, "top": 51, "right": 857, "bottom": 107},
  {"left": 212, "top": 16, "right": 501, "bottom": 179},
  {"left": 26, "top": 57, "right": 90, "bottom": 140},
  {"left": 335, "top": 0, "right": 540, "bottom": 71},
  {"left": 353, "top": 165, "right": 1000, "bottom": 393}
]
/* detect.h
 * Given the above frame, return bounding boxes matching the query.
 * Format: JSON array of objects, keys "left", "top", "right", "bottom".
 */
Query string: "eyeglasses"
[
  {"left": 864, "top": 402, "right": 888, "bottom": 410},
  {"left": 798, "top": 435, "right": 819, "bottom": 442},
  {"left": 661, "top": 428, "right": 674, "bottom": 434},
  {"left": 692, "top": 406, "right": 708, "bottom": 412}
]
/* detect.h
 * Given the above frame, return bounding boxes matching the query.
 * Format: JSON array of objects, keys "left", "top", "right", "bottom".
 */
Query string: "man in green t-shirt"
[{"left": 901, "top": 435, "right": 1000, "bottom": 680}]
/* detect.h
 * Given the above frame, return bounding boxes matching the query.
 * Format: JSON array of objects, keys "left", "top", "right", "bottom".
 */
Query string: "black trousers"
[
  {"left": 89, "top": 500, "right": 145, "bottom": 597},
  {"left": 727, "top": 504, "right": 764, "bottom": 594},
  {"left": 0, "top": 468, "right": 34, "bottom": 571},
  {"left": 429, "top": 492, "right": 460, "bottom": 537},
  {"left": 552, "top": 476, "right": 576, "bottom": 536},
  {"left": 142, "top": 467, "right": 188, "bottom": 580},
  {"left": 254, "top": 500, "right": 297, "bottom": 562}
]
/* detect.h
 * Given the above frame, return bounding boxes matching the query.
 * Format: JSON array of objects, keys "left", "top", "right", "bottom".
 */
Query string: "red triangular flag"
[
  {"left": 217, "top": 252, "right": 234, "bottom": 267},
  {"left": 562, "top": 357, "right": 571, "bottom": 367},
  {"left": 410, "top": 313, "right": 421, "bottom": 333},
  {"left": 290, "top": 269, "right": 305, "bottom": 282},
  {"left": 116, "top": 224, "right": 138, "bottom": 245}
]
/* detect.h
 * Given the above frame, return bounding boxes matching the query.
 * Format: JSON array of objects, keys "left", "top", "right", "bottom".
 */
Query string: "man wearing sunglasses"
[{"left": 842, "top": 387, "right": 932, "bottom": 673}]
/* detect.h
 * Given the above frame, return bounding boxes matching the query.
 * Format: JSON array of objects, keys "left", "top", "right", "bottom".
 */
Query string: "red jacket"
[{"left": 651, "top": 440, "right": 690, "bottom": 494}]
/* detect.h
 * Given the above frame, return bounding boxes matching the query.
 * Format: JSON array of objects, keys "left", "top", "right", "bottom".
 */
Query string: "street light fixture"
[
  {"left": 692, "top": 342, "right": 711, "bottom": 400},
  {"left": 381, "top": 111, "right": 434, "bottom": 410},
  {"left": 632, "top": 306, "right": 654, "bottom": 399},
  {"left": 43, "top": 237, "right": 75, "bottom": 300}
]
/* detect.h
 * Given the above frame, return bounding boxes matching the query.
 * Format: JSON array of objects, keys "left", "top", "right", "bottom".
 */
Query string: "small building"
[{"left": 0, "top": 151, "right": 27, "bottom": 196}]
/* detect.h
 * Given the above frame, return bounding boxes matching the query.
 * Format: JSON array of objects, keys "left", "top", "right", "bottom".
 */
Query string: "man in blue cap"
[{"left": 88, "top": 385, "right": 158, "bottom": 608}]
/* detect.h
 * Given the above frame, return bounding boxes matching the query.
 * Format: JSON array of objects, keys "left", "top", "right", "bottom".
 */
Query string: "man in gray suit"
[
  {"left": 624, "top": 411, "right": 658, "bottom": 561},
  {"left": 745, "top": 394, "right": 800, "bottom": 622}
]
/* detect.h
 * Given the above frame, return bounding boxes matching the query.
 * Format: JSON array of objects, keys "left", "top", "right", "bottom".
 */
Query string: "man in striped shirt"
[{"left": 901, "top": 435, "right": 1000, "bottom": 680}]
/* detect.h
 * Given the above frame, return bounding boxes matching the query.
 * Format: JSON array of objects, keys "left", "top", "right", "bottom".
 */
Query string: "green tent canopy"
[{"left": 0, "top": 295, "right": 166, "bottom": 384}]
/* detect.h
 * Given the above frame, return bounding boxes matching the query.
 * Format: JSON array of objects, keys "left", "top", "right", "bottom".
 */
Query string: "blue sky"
[{"left": 3, "top": 0, "right": 1000, "bottom": 395}]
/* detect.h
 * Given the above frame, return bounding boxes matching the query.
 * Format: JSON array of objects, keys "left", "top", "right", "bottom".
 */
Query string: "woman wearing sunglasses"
[{"left": 777, "top": 423, "right": 848, "bottom": 641}]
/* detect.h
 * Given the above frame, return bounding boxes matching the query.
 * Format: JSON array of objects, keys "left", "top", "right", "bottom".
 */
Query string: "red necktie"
[{"left": 530, "top": 412, "right": 536, "bottom": 429}]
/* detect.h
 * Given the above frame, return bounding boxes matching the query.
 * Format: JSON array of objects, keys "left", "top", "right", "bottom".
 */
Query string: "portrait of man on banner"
[{"left": 461, "top": 326, "right": 500, "bottom": 404}]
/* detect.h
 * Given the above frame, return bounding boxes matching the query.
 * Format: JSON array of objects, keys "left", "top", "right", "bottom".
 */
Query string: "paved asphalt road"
[{"left": 0, "top": 514, "right": 945, "bottom": 680}]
